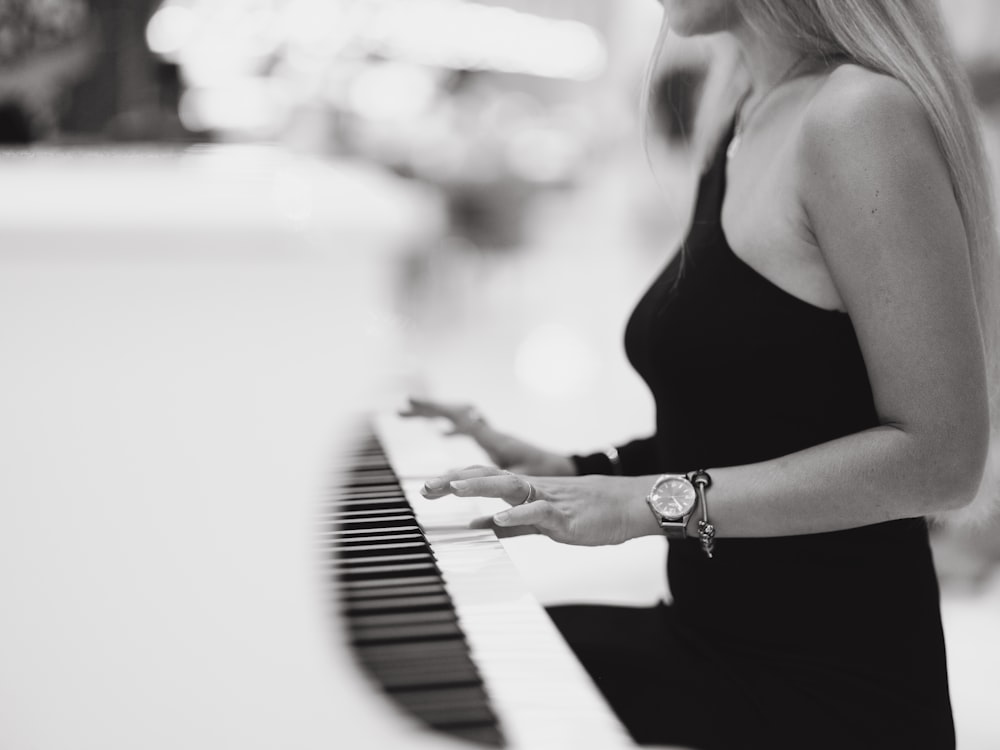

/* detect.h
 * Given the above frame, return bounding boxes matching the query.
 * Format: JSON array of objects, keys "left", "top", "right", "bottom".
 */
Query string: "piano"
[
  {"left": 0, "top": 145, "right": 665, "bottom": 749},
  {"left": 329, "top": 415, "right": 637, "bottom": 748}
]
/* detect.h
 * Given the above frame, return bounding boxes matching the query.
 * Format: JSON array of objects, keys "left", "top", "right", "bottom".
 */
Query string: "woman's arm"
[
  {"left": 747, "top": 69, "right": 990, "bottom": 527},
  {"left": 424, "top": 69, "right": 990, "bottom": 544}
]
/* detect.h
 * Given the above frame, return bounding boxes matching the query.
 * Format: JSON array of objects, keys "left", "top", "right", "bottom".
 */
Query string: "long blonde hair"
[{"left": 641, "top": 0, "right": 1000, "bottom": 521}]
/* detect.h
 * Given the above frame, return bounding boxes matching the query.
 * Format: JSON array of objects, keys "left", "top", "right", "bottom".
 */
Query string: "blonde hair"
[{"left": 640, "top": 0, "right": 1000, "bottom": 522}]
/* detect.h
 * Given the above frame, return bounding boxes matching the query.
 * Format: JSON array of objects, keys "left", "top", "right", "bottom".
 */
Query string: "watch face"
[{"left": 649, "top": 476, "right": 697, "bottom": 519}]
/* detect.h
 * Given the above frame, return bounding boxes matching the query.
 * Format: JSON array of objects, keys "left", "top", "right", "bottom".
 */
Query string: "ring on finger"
[{"left": 521, "top": 481, "right": 537, "bottom": 505}]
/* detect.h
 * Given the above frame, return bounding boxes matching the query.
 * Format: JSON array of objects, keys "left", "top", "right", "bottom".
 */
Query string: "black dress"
[{"left": 556, "top": 122, "right": 955, "bottom": 750}]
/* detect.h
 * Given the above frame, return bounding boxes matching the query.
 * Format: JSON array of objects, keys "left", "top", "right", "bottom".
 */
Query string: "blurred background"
[{"left": 1, "top": 1, "right": 999, "bottom": 748}]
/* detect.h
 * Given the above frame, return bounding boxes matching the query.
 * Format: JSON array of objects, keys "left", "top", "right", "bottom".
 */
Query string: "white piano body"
[{"left": 0, "top": 146, "right": 664, "bottom": 749}]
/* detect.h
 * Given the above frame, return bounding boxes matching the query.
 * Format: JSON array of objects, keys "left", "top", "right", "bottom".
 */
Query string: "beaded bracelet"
[{"left": 689, "top": 469, "right": 715, "bottom": 559}]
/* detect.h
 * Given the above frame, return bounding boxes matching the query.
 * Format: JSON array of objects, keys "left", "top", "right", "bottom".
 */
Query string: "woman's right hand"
[{"left": 399, "top": 396, "right": 576, "bottom": 476}]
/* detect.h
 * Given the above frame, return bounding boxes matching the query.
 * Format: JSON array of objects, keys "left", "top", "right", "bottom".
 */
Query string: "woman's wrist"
[
  {"left": 454, "top": 406, "right": 489, "bottom": 435},
  {"left": 628, "top": 475, "right": 666, "bottom": 539}
]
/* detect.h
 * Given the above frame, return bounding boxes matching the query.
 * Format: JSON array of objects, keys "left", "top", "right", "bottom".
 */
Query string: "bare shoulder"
[
  {"left": 798, "top": 63, "right": 940, "bottom": 172},
  {"left": 796, "top": 63, "right": 952, "bottom": 219}
]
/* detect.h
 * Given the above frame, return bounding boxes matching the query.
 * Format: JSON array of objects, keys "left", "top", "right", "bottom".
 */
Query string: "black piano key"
[
  {"left": 356, "top": 638, "right": 472, "bottom": 673},
  {"left": 340, "top": 583, "right": 448, "bottom": 601},
  {"left": 336, "top": 543, "right": 433, "bottom": 560},
  {"left": 334, "top": 515, "right": 418, "bottom": 531},
  {"left": 333, "top": 485, "right": 407, "bottom": 498},
  {"left": 374, "top": 666, "right": 483, "bottom": 692},
  {"left": 337, "top": 490, "right": 405, "bottom": 501},
  {"left": 356, "top": 638, "right": 471, "bottom": 665},
  {"left": 337, "top": 561, "right": 440, "bottom": 583},
  {"left": 365, "top": 666, "right": 485, "bottom": 693},
  {"left": 332, "top": 552, "right": 436, "bottom": 568},
  {"left": 343, "top": 594, "right": 453, "bottom": 614},
  {"left": 359, "top": 645, "right": 478, "bottom": 671},
  {"left": 329, "top": 508, "right": 419, "bottom": 519},
  {"left": 335, "top": 510, "right": 416, "bottom": 523},
  {"left": 339, "top": 475, "right": 401, "bottom": 487},
  {"left": 349, "top": 619, "right": 465, "bottom": 645},
  {"left": 328, "top": 525, "right": 423, "bottom": 539},
  {"left": 329, "top": 497, "right": 410, "bottom": 510},
  {"left": 350, "top": 609, "right": 457, "bottom": 629},
  {"left": 337, "top": 539, "right": 429, "bottom": 552},
  {"left": 345, "top": 460, "right": 397, "bottom": 472},
  {"left": 334, "top": 532, "right": 426, "bottom": 546},
  {"left": 332, "top": 486, "right": 407, "bottom": 497},
  {"left": 338, "top": 574, "right": 443, "bottom": 591}
]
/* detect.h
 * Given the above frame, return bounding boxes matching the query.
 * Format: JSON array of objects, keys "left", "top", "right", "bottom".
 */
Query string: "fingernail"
[
  {"left": 424, "top": 478, "right": 444, "bottom": 491},
  {"left": 450, "top": 480, "right": 469, "bottom": 494},
  {"left": 494, "top": 511, "right": 512, "bottom": 526}
]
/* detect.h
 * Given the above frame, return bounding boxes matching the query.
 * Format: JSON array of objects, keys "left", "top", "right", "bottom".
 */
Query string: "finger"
[
  {"left": 398, "top": 396, "right": 443, "bottom": 418},
  {"left": 420, "top": 465, "right": 503, "bottom": 497},
  {"left": 469, "top": 514, "right": 541, "bottom": 538},
  {"left": 399, "top": 396, "right": 461, "bottom": 417},
  {"left": 492, "top": 501, "right": 557, "bottom": 531},
  {"left": 448, "top": 473, "right": 535, "bottom": 506}
]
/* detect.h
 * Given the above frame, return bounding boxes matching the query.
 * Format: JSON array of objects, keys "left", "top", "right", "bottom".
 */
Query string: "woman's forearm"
[
  {"left": 423, "top": 421, "right": 987, "bottom": 546},
  {"left": 628, "top": 424, "right": 988, "bottom": 540}
]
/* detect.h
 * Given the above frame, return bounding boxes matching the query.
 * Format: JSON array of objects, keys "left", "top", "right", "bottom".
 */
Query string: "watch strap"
[{"left": 657, "top": 517, "right": 689, "bottom": 540}]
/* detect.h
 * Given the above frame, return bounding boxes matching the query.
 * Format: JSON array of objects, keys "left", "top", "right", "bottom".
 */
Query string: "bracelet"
[
  {"left": 688, "top": 469, "right": 715, "bottom": 559},
  {"left": 603, "top": 446, "right": 623, "bottom": 475}
]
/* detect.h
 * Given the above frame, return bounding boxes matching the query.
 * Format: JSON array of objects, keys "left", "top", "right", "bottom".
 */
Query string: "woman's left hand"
[{"left": 420, "top": 466, "right": 657, "bottom": 546}]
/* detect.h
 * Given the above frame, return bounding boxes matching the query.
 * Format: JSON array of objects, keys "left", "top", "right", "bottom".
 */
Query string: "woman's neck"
[{"left": 730, "top": 25, "right": 804, "bottom": 95}]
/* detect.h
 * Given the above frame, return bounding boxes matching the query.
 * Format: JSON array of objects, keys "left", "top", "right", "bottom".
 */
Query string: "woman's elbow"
[{"left": 916, "top": 415, "right": 991, "bottom": 512}]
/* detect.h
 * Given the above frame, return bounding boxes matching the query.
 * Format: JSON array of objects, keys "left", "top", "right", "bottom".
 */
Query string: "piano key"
[
  {"left": 338, "top": 574, "right": 443, "bottom": 591},
  {"left": 327, "top": 525, "right": 423, "bottom": 538},
  {"left": 366, "top": 663, "right": 482, "bottom": 691},
  {"left": 355, "top": 638, "right": 472, "bottom": 665},
  {"left": 328, "top": 508, "right": 419, "bottom": 518},
  {"left": 336, "top": 561, "right": 440, "bottom": 583},
  {"left": 334, "top": 558, "right": 438, "bottom": 577},
  {"left": 341, "top": 592, "right": 453, "bottom": 611},
  {"left": 330, "top": 496, "right": 408, "bottom": 507},
  {"left": 333, "top": 483, "right": 406, "bottom": 493},
  {"left": 393, "top": 690, "right": 495, "bottom": 717},
  {"left": 336, "top": 540, "right": 430, "bottom": 554},
  {"left": 341, "top": 583, "right": 449, "bottom": 600},
  {"left": 349, "top": 620, "right": 465, "bottom": 645},
  {"left": 333, "top": 516, "right": 418, "bottom": 531},
  {"left": 349, "top": 609, "right": 457, "bottom": 629},
  {"left": 339, "top": 471, "right": 399, "bottom": 482},
  {"left": 358, "top": 650, "right": 473, "bottom": 676}
]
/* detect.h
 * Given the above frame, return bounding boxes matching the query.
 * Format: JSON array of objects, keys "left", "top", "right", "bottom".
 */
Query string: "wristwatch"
[{"left": 645, "top": 473, "right": 699, "bottom": 539}]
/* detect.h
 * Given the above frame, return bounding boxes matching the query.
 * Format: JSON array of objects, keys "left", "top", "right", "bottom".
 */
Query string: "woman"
[{"left": 407, "top": 1, "right": 999, "bottom": 748}]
